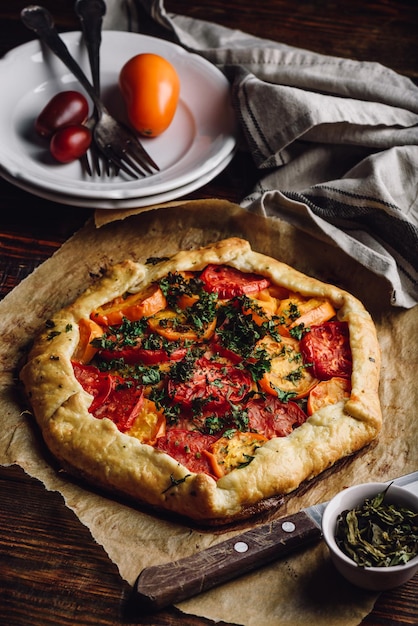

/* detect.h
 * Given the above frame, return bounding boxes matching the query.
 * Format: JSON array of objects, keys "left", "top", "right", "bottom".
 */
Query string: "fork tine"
[
  {"left": 80, "top": 152, "right": 93, "bottom": 177},
  {"left": 90, "top": 142, "right": 102, "bottom": 176},
  {"left": 98, "top": 145, "right": 141, "bottom": 178},
  {"left": 124, "top": 139, "right": 159, "bottom": 175},
  {"left": 121, "top": 150, "right": 152, "bottom": 177}
]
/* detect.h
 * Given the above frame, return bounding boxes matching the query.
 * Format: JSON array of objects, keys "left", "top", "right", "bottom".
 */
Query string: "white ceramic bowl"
[{"left": 322, "top": 482, "right": 418, "bottom": 590}]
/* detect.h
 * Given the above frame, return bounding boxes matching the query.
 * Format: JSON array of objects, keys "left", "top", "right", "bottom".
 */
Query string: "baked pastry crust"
[{"left": 20, "top": 238, "right": 382, "bottom": 522}]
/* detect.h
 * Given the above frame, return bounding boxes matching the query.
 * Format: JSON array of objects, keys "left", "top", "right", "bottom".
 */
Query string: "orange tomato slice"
[
  {"left": 91, "top": 284, "right": 167, "bottom": 327},
  {"left": 268, "top": 284, "right": 290, "bottom": 300},
  {"left": 307, "top": 377, "right": 351, "bottom": 415},
  {"left": 276, "top": 295, "right": 336, "bottom": 336},
  {"left": 177, "top": 293, "right": 200, "bottom": 310},
  {"left": 204, "top": 431, "right": 268, "bottom": 478},
  {"left": 258, "top": 335, "right": 318, "bottom": 399},
  {"left": 127, "top": 398, "right": 166, "bottom": 444},
  {"left": 244, "top": 288, "right": 279, "bottom": 325},
  {"left": 147, "top": 309, "right": 217, "bottom": 342},
  {"left": 73, "top": 318, "right": 105, "bottom": 364}
]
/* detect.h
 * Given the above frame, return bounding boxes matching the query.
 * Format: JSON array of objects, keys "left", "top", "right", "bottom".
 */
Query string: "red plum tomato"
[
  {"left": 50, "top": 125, "right": 92, "bottom": 163},
  {"left": 35, "top": 91, "right": 89, "bottom": 138},
  {"left": 119, "top": 53, "right": 180, "bottom": 137}
]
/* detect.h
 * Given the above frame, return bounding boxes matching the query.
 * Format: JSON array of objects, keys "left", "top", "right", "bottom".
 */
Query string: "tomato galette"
[{"left": 20, "top": 238, "right": 382, "bottom": 523}]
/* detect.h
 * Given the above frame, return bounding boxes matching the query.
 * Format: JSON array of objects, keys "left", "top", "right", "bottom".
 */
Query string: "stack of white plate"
[{"left": 0, "top": 31, "right": 237, "bottom": 209}]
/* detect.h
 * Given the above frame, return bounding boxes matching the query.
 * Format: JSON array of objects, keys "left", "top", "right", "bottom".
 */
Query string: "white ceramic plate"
[
  {"left": 0, "top": 31, "right": 237, "bottom": 201},
  {"left": 1, "top": 149, "right": 235, "bottom": 209}
]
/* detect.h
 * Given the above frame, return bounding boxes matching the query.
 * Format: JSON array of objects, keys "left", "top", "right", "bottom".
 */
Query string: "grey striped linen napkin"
[{"left": 105, "top": 0, "right": 418, "bottom": 308}]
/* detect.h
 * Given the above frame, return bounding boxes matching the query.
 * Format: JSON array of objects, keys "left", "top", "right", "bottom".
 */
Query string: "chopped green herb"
[
  {"left": 289, "top": 323, "right": 308, "bottom": 340},
  {"left": 146, "top": 256, "right": 169, "bottom": 265},
  {"left": 162, "top": 473, "right": 191, "bottom": 493},
  {"left": 237, "top": 453, "right": 255, "bottom": 469},
  {"left": 169, "top": 350, "right": 198, "bottom": 383},
  {"left": 272, "top": 386, "right": 297, "bottom": 402},
  {"left": 245, "top": 347, "right": 271, "bottom": 382}
]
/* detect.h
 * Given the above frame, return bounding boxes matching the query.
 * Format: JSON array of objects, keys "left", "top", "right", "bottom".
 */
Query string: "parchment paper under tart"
[{"left": 1, "top": 199, "right": 417, "bottom": 626}]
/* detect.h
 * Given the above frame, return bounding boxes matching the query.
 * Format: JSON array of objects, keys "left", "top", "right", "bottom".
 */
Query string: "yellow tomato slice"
[
  {"left": 91, "top": 283, "right": 167, "bottom": 327},
  {"left": 307, "top": 377, "right": 351, "bottom": 416},
  {"left": 276, "top": 295, "right": 336, "bottom": 336},
  {"left": 72, "top": 318, "right": 105, "bottom": 364},
  {"left": 127, "top": 398, "right": 166, "bottom": 444},
  {"left": 205, "top": 431, "right": 268, "bottom": 478},
  {"left": 258, "top": 335, "right": 318, "bottom": 399},
  {"left": 147, "top": 309, "right": 217, "bottom": 342}
]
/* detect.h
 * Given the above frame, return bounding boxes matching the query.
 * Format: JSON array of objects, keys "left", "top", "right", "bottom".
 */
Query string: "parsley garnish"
[
  {"left": 244, "top": 347, "right": 271, "bottom": 382},
  {"left": 92, "top": 317, "right": 147, "bottom": 351},
  {"left": 204, "top": 415, "right": 224, "bottom": 434},
  {"left": 162, "top": 473, "right": 191, "bottom": 493},
  {"left": 159, "top": 272, "right": 202, "bottom": 306},
  {"left": 185, "top": 290, "right": 217, "bottom": 330},
  {"left": 289, "top": 323, "right": 308, "bottom": 340},
  {"left": 236, "top": 453, "right": 255, "bottom": 469},
  {"left": 272, "top": 386, "right": 298, "bottom": 402},
  {"left": 215, "top": 297, "right": 266, "bottom": 358},
  {"left": 169, "top": 350, "right": 199, "bottom": 383}
]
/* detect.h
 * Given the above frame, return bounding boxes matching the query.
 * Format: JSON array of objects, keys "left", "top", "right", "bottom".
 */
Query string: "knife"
[{"left": 134, "top": 471, "right": 418, "bottom": 611}]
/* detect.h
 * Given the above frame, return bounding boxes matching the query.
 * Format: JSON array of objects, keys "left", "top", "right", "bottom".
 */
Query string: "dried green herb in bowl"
[
  {"left": 322, "top": 482, "right": 418, "bottom": 590},
  {"left": 335, "top": 485, "right": 418, "bottom": 567}
]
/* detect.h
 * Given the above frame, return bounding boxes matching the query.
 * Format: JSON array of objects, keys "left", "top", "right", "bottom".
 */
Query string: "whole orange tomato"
[{"left": 119, "top": 53, "right": 180, "bottom": 137}]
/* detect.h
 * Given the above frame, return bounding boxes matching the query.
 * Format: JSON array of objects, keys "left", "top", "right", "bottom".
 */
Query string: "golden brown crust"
[{"left": 19, "top": 237, "right": 382, "bottom": 522}]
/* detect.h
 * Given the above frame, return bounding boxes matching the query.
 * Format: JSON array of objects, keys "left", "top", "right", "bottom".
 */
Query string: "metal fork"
[
  {"left": 74, "top": 0, "right": 109, "bottom": 176},
  {"left": 21, "top": 5, "right": 159, "bottom": 178}
]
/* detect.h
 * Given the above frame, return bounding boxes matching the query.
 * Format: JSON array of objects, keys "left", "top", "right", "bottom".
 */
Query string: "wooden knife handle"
[{"left": 134, "top": 510, "right": 322, "bottom": 612}]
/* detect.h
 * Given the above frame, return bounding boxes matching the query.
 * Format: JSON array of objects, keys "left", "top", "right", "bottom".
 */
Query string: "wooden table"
[{"left": 1, "top": 1, "right": 417, "bottom": 624}]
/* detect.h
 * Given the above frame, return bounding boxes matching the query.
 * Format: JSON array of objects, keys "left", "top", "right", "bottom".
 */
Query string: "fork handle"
[
  {"left": 74, "top": 0, "right": 106, "bottom": 95},
  {"left": 20, "top": 5, "right": 102, "bottom": 109}
]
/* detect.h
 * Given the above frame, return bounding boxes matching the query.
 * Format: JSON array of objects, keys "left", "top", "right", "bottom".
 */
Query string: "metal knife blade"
[{"left": 134, "top": 471, "right": 418, "bottom": 611}]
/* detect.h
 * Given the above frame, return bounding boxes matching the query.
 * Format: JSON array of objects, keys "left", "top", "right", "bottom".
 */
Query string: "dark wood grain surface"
[{"left": 1, "top": 1, "right": 417, "bottom": 624}]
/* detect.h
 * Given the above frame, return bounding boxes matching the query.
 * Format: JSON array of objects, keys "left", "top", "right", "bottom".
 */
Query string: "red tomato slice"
[
  {"left": 246, "top": 396, "right": 308, "bottom": 437},
  {"left": 200, "top": 264, "right": 270, "bottom": 299},
  {"left": 72, "top": 362, "right": 114, "bottom": 412},
  {"left": 94, "top": 383, "right": 144, "bottom": 433},
  {"left": 167, "top": 357, "right": 252, "bottom": 412},
  {"left": 72, "top": 362, "right": 144, "bottom": 432},
  {"left": 155, "top": 429, "right": 217, "bottom": 476},
  {"left": 99, "top": 342, "right": 187, "bottom": 365},
  {"left": 300, "top": 321, "right": 352, "bottom": 380},
  {"left": 210, "top": 332, "right": 243, "bottom": 365}
]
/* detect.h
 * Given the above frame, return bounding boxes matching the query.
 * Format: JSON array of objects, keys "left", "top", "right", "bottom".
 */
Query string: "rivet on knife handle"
[{"left": 134, "top": 510, "right": 322, "bottom": 612}]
